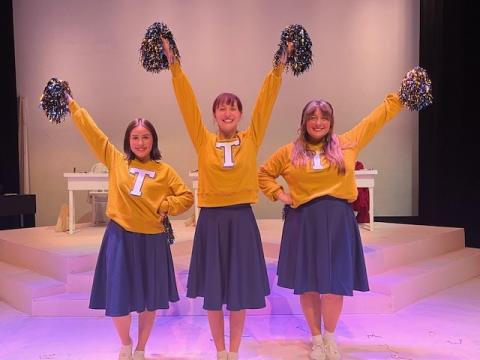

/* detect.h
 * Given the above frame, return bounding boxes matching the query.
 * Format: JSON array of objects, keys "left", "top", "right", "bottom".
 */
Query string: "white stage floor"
[
  {"left": 1, "top": 220, "right": 479, "bottom": 359},
  {"left": 1, "top": 276, "right": 479, "bottom": 359}
]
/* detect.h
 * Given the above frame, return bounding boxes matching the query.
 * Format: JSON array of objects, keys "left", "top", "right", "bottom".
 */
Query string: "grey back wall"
[{"left": 13, "top": 0, "right": 419, "bottom": 226}]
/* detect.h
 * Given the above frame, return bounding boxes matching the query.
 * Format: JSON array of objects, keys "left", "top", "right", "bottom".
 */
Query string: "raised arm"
[
  {"left": 341, "top": 65, "right": 433, "bottom": 150},
  {"left": 248, "top": 43, "right": 293, "bottom": 146},
  {"left": 162, "top": 38, "right": 207, "bottom": 152},
  {"left": 66, "top": 94, "right": 119, "bottom": 168},
  {"left": 340, "top": 93, "right": 403, "bottom": 151}
]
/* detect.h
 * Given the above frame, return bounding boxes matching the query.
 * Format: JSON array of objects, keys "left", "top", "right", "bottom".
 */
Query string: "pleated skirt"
[
  {"left": 187, "top": 204, "right": 270, "bottom": 311},
  {"left": 89, "top": 220, "right": 179, "bottom": 316},
  {"left": 278, "top": 196, "right": 369, "bottom": 296}
]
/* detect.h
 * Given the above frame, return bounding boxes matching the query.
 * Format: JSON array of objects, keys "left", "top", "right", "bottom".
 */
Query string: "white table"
[
  {"left": 64, "top": 173, "right": 108, "bottom": 234},
  {"left": 188, "top": 169, "right": 378, "bottom": 231},
  {"left": 354, "top": 169, "right": 378, "bottom": 231}
]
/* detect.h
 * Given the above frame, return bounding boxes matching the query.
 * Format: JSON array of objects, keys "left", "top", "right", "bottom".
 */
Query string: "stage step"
[
  {"left": 32, "top": 292, "right": 102, "bottom": 316},
  {"left": 26, "top": 246, "right": 480, "bottom": 316},
  {"left": 0, "top": 222, "right": 478, "bottom": 316},
  {"left": 30, "top": 260, "right": 395, "bottom": 316},
  {"left": 369, "top": 247, "right": 480, "bottom": 310},
  {"left": 0, "top": 222, "right": 465, "bottom": 282},
  {"left": 0, "top": 261, "right": 65, "bottom": 314},
  {"left": 0, "top": 224, "right": 99, "bottom": 282},
  {"left": 362, "top": 224, "right": 465, "bottom": 276},
  {"left": 66, "top": 270, "right": 95, "bottom": 292}
]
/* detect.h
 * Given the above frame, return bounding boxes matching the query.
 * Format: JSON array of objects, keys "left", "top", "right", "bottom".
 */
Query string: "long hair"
[
  {"left": 291, "top": 100, "right": 345, "bottom": 175},
  {"left": 123, "top": 118, "right": 162, "bottom": 161}
]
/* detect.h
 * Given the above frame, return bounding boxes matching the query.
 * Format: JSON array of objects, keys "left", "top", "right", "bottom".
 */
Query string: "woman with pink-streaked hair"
[{"left": 258, "top": 66, "right": 432, "bottom": 359}]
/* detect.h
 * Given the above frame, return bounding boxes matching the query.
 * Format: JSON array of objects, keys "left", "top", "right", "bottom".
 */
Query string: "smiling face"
[
  {"left": 214, "top": 103, "right": 242, "bottom": 139},
  {"left": 300, "top": 100, "right": 335, "bottom": 144},
  {"left": 129, "top": 125, "right": 153, "bottom": 162},
  {"left": 212, "top": 93, "right": 243, "bottom": 139},
  {"left": 306, "top": 109, "right": 331, "bottom": 142}
]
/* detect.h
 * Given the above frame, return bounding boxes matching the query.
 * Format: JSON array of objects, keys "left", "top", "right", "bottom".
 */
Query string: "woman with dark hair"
[
  {"left": 161, "top": 39, "right": 292, "bottom": 360},
  {"left": 258, "top": 68, "right": 430, "bottom": 359},
  {"left": 66, "top": 94, "right": 193, "bottom": 360},
  {"left": 123, "top": 117, "right": 163, "bottom": 161}
]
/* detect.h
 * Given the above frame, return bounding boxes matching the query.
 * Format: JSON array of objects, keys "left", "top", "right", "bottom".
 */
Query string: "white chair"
[{"left": 88, "top": 163, "right": 108, "bottom": 224}]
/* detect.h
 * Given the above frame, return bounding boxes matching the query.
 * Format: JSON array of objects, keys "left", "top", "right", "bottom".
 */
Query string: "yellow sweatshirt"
[
  {"left": 170, "top": 62, "right": 283, "bottom": 207},
  {"left": 69, "top": 101, "right": 193, "bottom": 234},
  {"left": 258, "top": 93, "right": 403, "bottom": 208}
]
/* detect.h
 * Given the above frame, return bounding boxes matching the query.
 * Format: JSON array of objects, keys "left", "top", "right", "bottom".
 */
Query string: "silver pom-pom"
[
  {"left": 273, "top": 24, "right": 313, "bottom": 76},
  {"left": 399, "top": 67, "right": 433, "bottom": 111},
  {"left": 162, "top": 216, "right": 175, "bottom": 244},
  {"left": 140, "top": 22, "right": 180, "bottom": 73},
  {"left": 40, "top": 78, "right": 72, "bottom": 124}
]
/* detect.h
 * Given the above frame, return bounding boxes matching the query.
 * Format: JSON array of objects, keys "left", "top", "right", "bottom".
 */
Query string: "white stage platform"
[{"left": 1, "top": 220, "right": 479, "bottom": 317}]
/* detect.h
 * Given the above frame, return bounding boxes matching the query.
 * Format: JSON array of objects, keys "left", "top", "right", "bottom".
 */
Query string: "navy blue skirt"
[
  {"left": 278, "top": 196, "right": 369, "bottom": 296},
  {"left": 89, "top": 221, "right": 179, "bottom": 316},
  {"left": 187, "top": 204, "right": 270, "bottom": 311}
]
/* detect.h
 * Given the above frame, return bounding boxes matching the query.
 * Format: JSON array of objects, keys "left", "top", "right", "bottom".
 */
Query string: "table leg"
[
  {"left": 193, "top": 181, "right": 198, "bottom": 226},
  {"left": 68, "top": 190, "right": 75, "bottom": 234},
  {"left": 369, "top": 187, "right": 374, "bottom": 231}
]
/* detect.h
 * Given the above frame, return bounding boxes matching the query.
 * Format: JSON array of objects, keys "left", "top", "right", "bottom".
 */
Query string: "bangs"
[
  {"left": 212, "top": 92, "right": 243, "bottom": 112},
  {"left": 304, "top": 100, "right": 333, "bottom": 122}
]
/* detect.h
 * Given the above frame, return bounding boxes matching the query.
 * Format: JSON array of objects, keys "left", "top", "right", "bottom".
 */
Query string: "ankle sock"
[
  {"left": 312, "top": 334, "right": 323, "bottom": 345},
  {"left": 323, "top": 330, "right": 335, "bottom": 342}
]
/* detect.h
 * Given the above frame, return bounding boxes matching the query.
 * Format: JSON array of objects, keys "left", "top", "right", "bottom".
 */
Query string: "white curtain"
[{"left": 17, "top": 96, "right": 30, "bottom": 194}]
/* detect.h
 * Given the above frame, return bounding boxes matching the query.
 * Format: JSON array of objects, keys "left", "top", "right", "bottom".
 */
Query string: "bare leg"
[
  {"left": 321, "top": 294, "right": 343, "bottom": 332},
  {"left": 208, "top": 310, "right": 226, "bottom": 351},
  {"left": 136, "top": 310, "right": 156, "bottom": 351},
  {"left": 300, "top": 292, "right": 322, "bottom": 336},
  {"left": 112, "top": 314, "right": 132, "bottom": 345},
  {"left": 229, "top": 310, "right": 246, "bottom": 353}
]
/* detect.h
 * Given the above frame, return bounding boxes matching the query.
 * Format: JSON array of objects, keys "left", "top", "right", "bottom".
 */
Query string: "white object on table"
[{"left": 188, "top": 169, "right": 378, "bottom": 231}]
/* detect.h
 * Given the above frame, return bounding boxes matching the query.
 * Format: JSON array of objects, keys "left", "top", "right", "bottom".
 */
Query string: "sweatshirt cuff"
[
  {"left": 273, "top": 187, "right": 284, "bottom": 201},
  {"left": 160, "top": 200, "right": 169, "bottom": 214},
  {"left": 390, "top": 92, "right": 401, "bottom": 104},
  {"left": 170, "top": 61, "right": 182, "bottom": 77},
  {"left": 273, "top": 63, "right": 285, "bottom": 77},
  {"left": 68, "top": 100, "right": 80, "bottom": 114}
]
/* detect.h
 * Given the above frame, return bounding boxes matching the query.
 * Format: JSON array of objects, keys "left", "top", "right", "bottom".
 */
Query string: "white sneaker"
[
  {"left": 310, "top": 342, "right": 326, "bottom": 360},
  {"left": 118, "top": 343, "right": 132, "bottom": 360},
  {"left": 324, "top": 338, "right": 341, "bottom": 360},
  {"left": 217, "top": 350, "right": 228, "bottom": 360},
  {"left": 228, "top": 352, "right": 239, "bottom": 360},
  {"left": 133, "top": 350, "right": 145, "bottom": 360}
]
